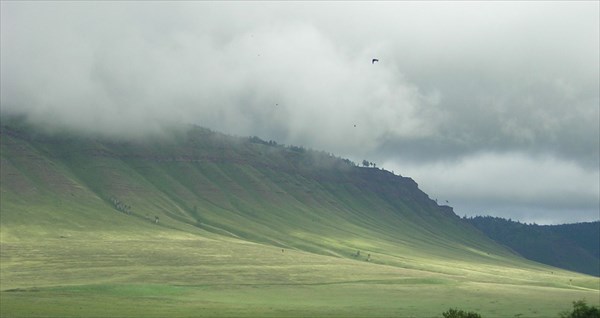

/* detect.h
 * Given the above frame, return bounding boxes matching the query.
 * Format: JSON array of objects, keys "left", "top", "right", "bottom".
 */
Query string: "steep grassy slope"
[
  {"left": 466, "top": 216, "right": 600, "bottom": 276},
  {"left": 1, "top": 122, "right": 516, "bottom": 264},
  {"left": 1, "top": 121, "right": 599, "bottom": 317}
]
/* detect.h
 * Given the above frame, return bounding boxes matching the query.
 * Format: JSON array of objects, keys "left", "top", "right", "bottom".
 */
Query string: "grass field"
[
  {"left": 2, "top": 231, "right": 598, "bottom": 317},
  {"left": 1, "top": 123, "right": 598, "bottom": 317}
]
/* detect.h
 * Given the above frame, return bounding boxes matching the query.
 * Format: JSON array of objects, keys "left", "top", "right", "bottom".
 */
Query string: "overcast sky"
[{"left": 2, "top": 1, "right": 598, "bottom": 224}]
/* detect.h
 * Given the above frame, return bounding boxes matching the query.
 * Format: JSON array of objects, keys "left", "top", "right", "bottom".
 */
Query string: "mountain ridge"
[
  {"left": 2, "top": 118, "right": 596, "bottom": 274},
  {"left": 0, "top": 120, "right": 521, "bottom": 263}
]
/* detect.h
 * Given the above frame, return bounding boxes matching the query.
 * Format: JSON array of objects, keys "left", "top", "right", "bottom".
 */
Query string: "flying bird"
[{"left": 372, "top": 58, "right": 379, "bottom": 64}]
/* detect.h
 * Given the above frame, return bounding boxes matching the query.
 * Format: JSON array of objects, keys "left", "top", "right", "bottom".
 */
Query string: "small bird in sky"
[{"left": 372, "top": 58, "right": 379, "bottom": 64}]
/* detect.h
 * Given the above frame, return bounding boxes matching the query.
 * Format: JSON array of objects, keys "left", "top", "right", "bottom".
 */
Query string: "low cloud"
[
  {"left": 1, "top": 2, "right": 598, "bottom": 223},
  {"left": 384, "top": 153, "right": 599, "bottom": 224},
  {"left": 1, "top": 3, "right": 438, "bottom": 150}
]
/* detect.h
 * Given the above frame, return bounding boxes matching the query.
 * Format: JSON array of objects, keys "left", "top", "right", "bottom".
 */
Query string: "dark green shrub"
[
  {"left": 560, "top": 300, "right": 600, "bottom": 318},
  {"left": 442, "top": 308, "right": 482, "bottom": 318}
]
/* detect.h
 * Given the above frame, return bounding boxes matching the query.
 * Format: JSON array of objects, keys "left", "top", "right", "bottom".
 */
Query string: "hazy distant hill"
[{"left": 466, "top": 216, "right": 600, "bottom": 276}]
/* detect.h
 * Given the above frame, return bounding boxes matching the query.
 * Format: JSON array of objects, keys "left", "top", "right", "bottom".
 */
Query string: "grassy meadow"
[
  {"left": 2, "top": 228, "right": 598, "bottom": 317},
  {"left": 1, "top": 123, "right": 598, "bottom": 317}
]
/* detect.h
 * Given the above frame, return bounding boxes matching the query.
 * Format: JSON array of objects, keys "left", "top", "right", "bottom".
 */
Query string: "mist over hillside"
[
  {"left": 2, "top": 1, "right": 599, "bottom": 225},
  {"left": 2, "top": 2, "right": 599, "bottom": 316}
]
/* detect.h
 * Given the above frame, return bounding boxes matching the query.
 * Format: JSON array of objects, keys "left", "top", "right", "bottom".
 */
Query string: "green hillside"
[{"left": 1, "top": 119, "right": 598, "bottom": 317}]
